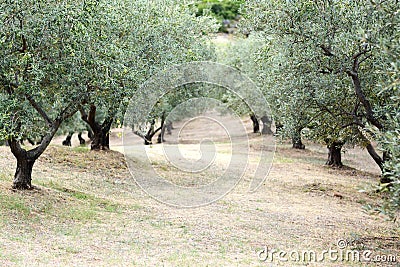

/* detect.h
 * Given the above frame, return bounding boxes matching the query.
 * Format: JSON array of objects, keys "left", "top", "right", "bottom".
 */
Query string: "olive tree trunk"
[
  {"left": 79, "top": 104, "right": 113, "bottom": 150},
  {"left": 78, "top": 132, "right": 85, "bottom": 145},
  {"left": 62, "top": 132, "right": 73, "bottom": 146},
  {"left": 260, "top": 115, "right": 273, "bottom": 135},
  {"left": 326, "top": 141, "right": 344, "bottom": 167},
  {"left": 250, "top": 114, "right": 259, "bottom": 133},
  {"left": 13, "top": 153, "right": 35, "bottom": 189},
  {"left": 292, "top": 128, "right": 305, "bottom": 149},
  {"left": 91, "top": 125, "right": 111, "bottom": 150},
  {"left": 9, "top": 119, "right": 62, "bottom": 189}
]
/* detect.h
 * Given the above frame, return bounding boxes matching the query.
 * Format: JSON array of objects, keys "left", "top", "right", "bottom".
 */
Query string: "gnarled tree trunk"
[
  {"left": 9, "top": 119, "right": 62, "bottom": 190},
  {"left": 260, "top": 115, "right": 273, "bottom": 135},
  {"left": 292, "top": 128, "right": 305, "bottom": 149},
  {"left": 88, "top": 129, "right": 94, "bottom": 140},
  {"left": 144, "top": 119, "right": 156, "bottom": 145},
  {"left": 326, "top": 141, "right": 344, "bottom": 167},
  {"left": 157, "top": 112, "right": 166, "bottom": 144},
  {"left": 79, "top": 104, "right": 113, "bottom": 150},
  {"left": 357, "top": 129, "right": 390, "bottom": 183},
  {"left": 62, "top": 132, "right": 73, "bottom": 146},
  {"left": 91, "top": 124, "right": 111, "bottom": 150},
  {"left": 134, "top": 114, "right": 165, "bottom": 145},
  {"left": 78, "top": 132, "right": 85, "bottom": 145},
  {"left": 347, "top": 54, "right": 389, "bottom": 182},
  {"left": 250, "top": 114, "right": 259, "bottom": 133},
  {"left": 366, "top": 142, "right": 393, "bottom": 184},
  {"left": 14, "top": 155, "right": 35, "bottom": 190},
  {"left": 157, "top": 125, "right": 166, "bottom": 143}
]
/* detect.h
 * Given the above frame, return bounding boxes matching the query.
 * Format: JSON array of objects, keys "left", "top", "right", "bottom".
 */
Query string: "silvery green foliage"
[
  {"left": 215, "top": 34, "right": 268, "bottom": 118},
  {"left": 371, "top": 1, "right": 400, "bottom": 220},
  {"left": 241, "top": 0, "right": 395, "bottom": 145},
  {"left": 81, "top": 0, "right": 218, "bottom": 135},
  {"left": 376, "top": 122, "right": 400, "bottom": 221},
  {"left": 0, "top": 0, "right": 217, "bottom": 142},
  {"left": 0, "top": 0, "right": 108, "bottom": 142},
  {"left": 152, "top": 83, "right": 221, "bottom": 122},
  {"left": 242, "top": 0, "right": 399, "bottom": 218}
]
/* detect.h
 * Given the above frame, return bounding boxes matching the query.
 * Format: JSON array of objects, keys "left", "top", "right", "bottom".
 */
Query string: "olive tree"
[
  {"left": 77, "top": 0, "right": 217, "bottom": 150},
  {"left": 216, "top": 34, "right": 274, "bottom": 134},
  {"left": 0, "top": 0, "right": 113, "bottom": 189},
  {"left": 371, "top": 0, "right": 399, "bottom": 219},
  {"left": 242, "top": 0, "right": 397, "bottom": 171}
]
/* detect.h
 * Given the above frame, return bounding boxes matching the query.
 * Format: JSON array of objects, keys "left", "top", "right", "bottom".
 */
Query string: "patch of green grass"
[
  {"left": 97, "top": 200, "right": 122, "bottom": 213},
  {"left": 130, "top": 203, "right": 143, "bottom": 210},
  {"left": 72, "top": 146, "right": 90, "bottom": 153},
  {"left": 8, "top": 235, "right": 25, "bottom": 242},
  {"left": 159, "top": 165, "right": 169, "bottom": 171},
  {"left": 61, "top": 207, "right": 97, "bottom": 221},
  {"left": 103, "top": 204, "right": 119, "bottom": 212},
  {"left": 70, "top": 191, "right": 93, "bottom": 200},
  {"left": 39, "top": 179, "right": 65, "bottom": 191},
  {"left": 39, "top": 180, "right": 98, "bottom": 203},
  {"left": 0, "top": 194, "right": 30, "bottom": 216},
  {"left": 179, "top": 224, "right": 189, "bottom": 234},
  {"left": 37, "top": 180, "right": 123, "bottom": 220},
  {"left": 167, "top": 251, "right": 189, "bottom": 263}
]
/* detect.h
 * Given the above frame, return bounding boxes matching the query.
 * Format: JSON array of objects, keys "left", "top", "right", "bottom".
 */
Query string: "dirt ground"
[{"left": 0, "top": 117, "right": 398, "bottom": 266}]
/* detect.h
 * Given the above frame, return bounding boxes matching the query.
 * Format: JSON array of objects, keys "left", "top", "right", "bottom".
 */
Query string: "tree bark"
[
  {"left": 292, "top": 128, "right": 305, "bottom": 149},
  {"left": 62, "top": 132, "right": 73, "bottom": 146},
  {"left": 365, "top": 144, "right": 393, "bottom": 184},
  {"left": 357, "top": 130, "right": 390, "bottom": 183},
  {"left": 87, "top": 129, "right": 94, "bottom": 140},
  {"left": 250, "top": 114, "right": 259, "bottom": 133},
  {"left": 326, "top": 141, "right": 344, "bottom": 167},
  {"left": 13, "top": 155, "right": 35, "bottom": 190},
  {"left": 9, "top": 121, "right": 63, "bottom": 190},
  {"left": 144, "top": 119, "right": 156, "bottom": 145},
  {"left": 157, "top": 112, "right": 166, "bottom": 144},
  {"left": 79, "top": 105, "right": 113, "bottom": 150},
  {"left": 346, "top": 52, "right": 392, "bottom": 181},
  {"left": 91, "top": 125, "right": 111, "bottom": 150},
  {"left": 78, "top": 132, "right": 85, "bottom": 145},
  {"left": 260, "top": 115, "right": 273, "bottom": 135},
  {"left": 157, "top": 125, "right": 166, "bottom": 143},
  {"left": 9, "top": 139, "right": 35, "bottom": 190},
  {"left": 347, "top": 67, "right": 383, "bottom": 130}
]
